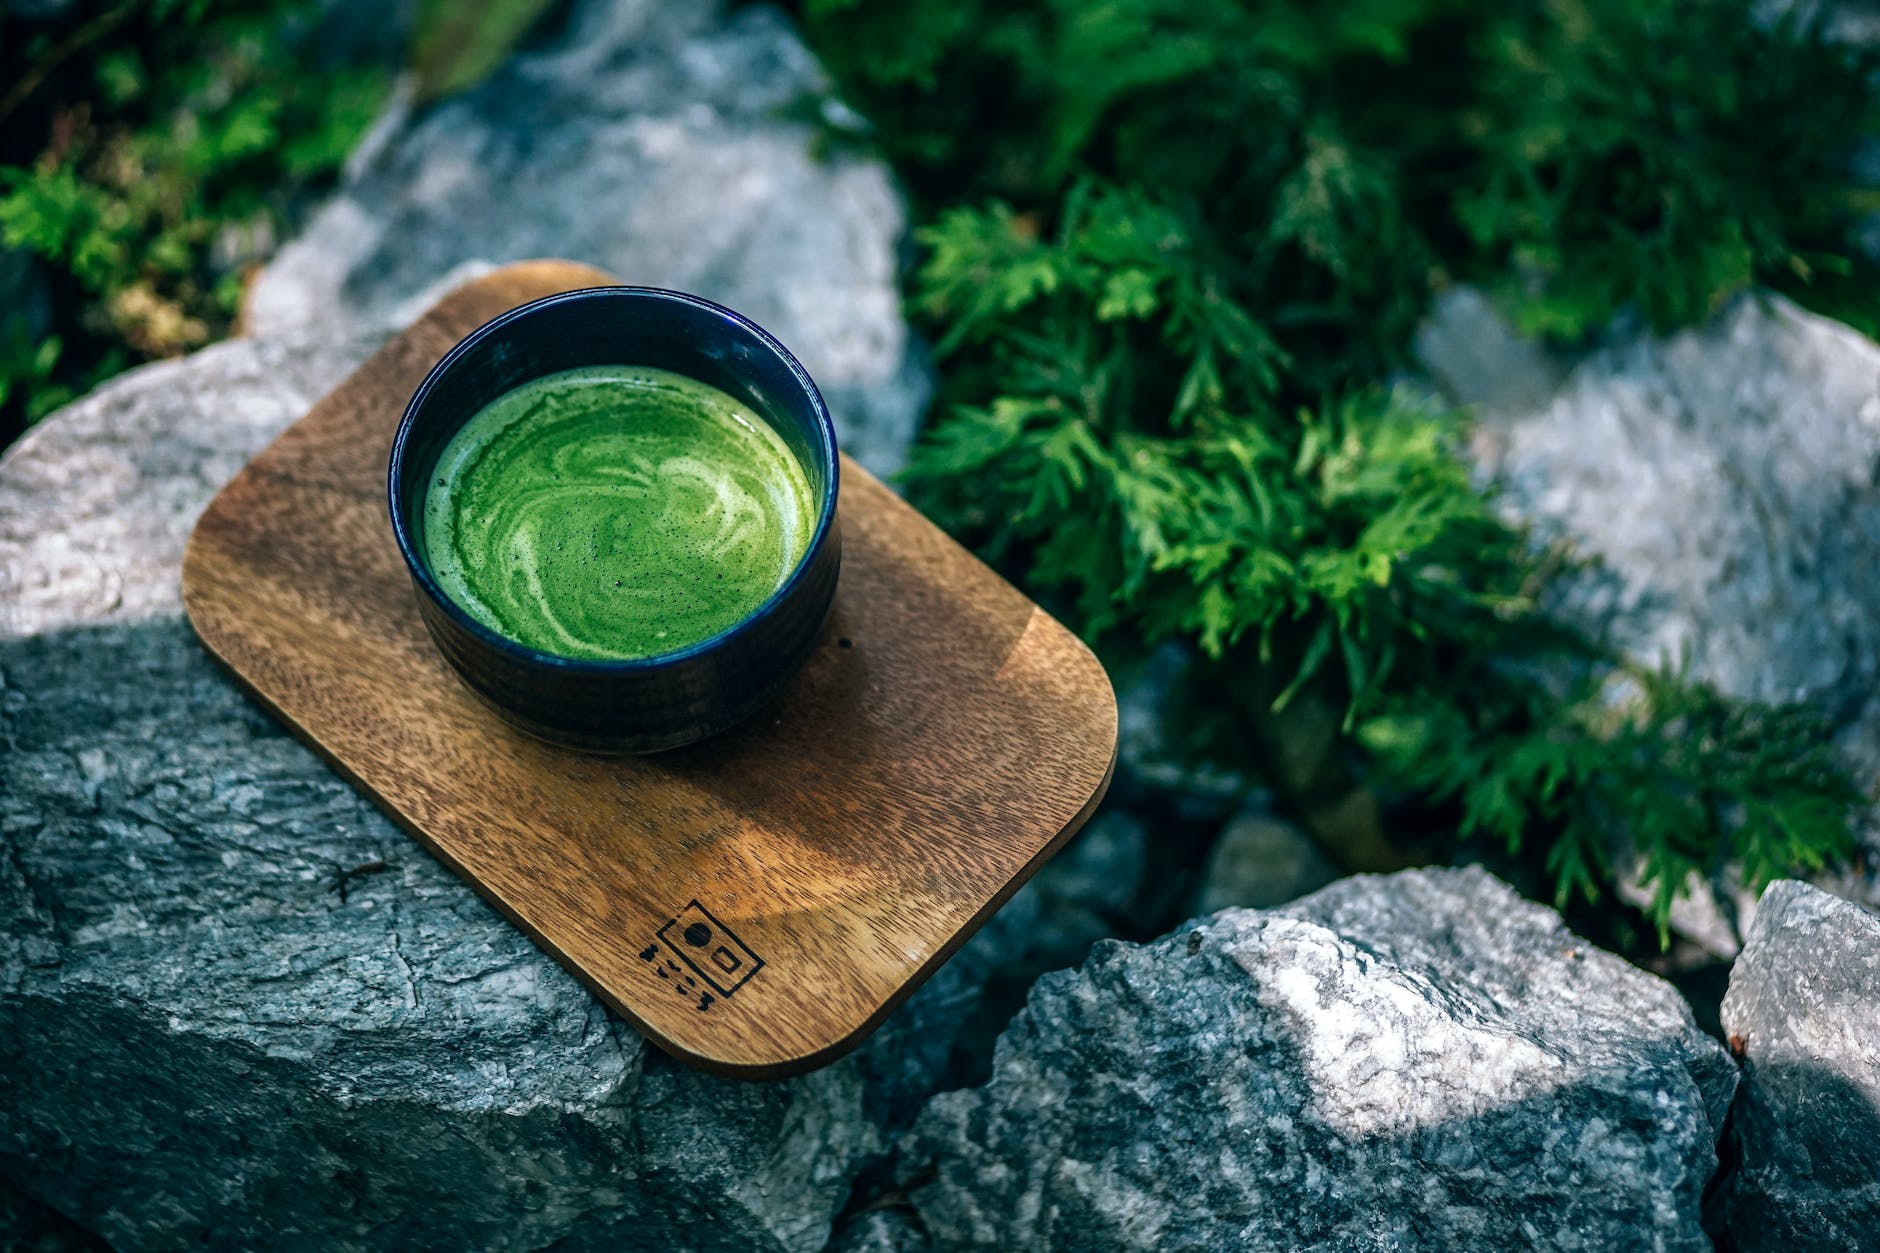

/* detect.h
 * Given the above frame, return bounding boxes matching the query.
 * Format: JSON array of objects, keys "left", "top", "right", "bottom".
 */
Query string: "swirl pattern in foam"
[{"left": 421, "top": 366, "right": 815, "bottom": 660}]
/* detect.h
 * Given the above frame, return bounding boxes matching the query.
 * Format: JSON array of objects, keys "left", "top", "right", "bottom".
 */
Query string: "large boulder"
[
  {"left": 0, "top": 7, "right": 948, "bottom": 1246},
  {"left": 0, "top": 331, "right": 882, "bottom": 1251},
  {"left": 1417, "top": 287, "right": 1880, "bottom": 950},
  {"left": 1418, "top": 288, "right": 1880, "bottom": 739},
  {"left": 245, "top": 0, "right": 929, "bottom": 477},
  {"left": 866, "top": 866, "right": 1735, "bottom": 1251},
  {"left": 0, "top": 334, "right": 385, "bottom": 637},
  {"left": 1721, "top": 879, "right": 1880, "bottom": 1251}
]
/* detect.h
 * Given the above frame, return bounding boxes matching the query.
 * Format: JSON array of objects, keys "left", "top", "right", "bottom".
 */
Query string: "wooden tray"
[{"left": 181, "top": 261, "right": 1116, "bottom": 1078}]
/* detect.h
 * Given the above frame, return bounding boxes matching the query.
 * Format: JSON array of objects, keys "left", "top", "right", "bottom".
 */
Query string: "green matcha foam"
[{"left": 421, "top": 365, "right": 815, "bottom": 660}]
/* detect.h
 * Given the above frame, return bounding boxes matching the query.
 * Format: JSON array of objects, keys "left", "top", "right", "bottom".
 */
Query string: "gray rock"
[
  {"left": 0, "top": 622, "right": 877, "bottom": 1252},
  {"left": 0, "top": 312, "right": 971, "bottom": 1249},
  {"left": 246, "top": 0, "right": 929, "bottom": 477},
  {"left": 0, "top": 1172, "right": 105, "bottom": 1253},
  {"left": 1193, "top": 809, "right": 1339, "bottom": 914},
  {"left": 1412, "top": 286, "right": 1565, "bottom": 420},
  {"left": 893, "top": 866, "right": 1736, "bottom": 1251},
  {"left": 1721, "top": 879, "right": 1880, "bottom": 1251},
  {"left": 825, "top": 1209, "right": 925, "bottom": 1253},
  {"left": 1419, "top": 287, "right": 1880, "bottom": 946},
  {"left": 1423, "top": 289, "right": 1880, "bottom": 729},
  {"left": 1114, "top": 644, "right": 1250, "bottom": 817},
  {"left": 1016, "top": 809, "right": 1150, "bottom": 973},
  {"left": 0, "top": 333, "right": 387, "bottom": 638}
]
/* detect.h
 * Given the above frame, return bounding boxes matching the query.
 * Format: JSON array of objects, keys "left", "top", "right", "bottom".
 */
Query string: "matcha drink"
[{"left": 421, "top": 366, "right": 815, "bottom": 661}]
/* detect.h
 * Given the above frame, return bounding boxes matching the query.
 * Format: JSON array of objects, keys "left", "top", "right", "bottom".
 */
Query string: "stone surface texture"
[
  {"left": 882, "top": 866, "right": 1736, "bottom": 1252},
  {"left": 1418, "top": 286, "right": 1880, "bottom": 947},
  {"left": 1011, "top": 810, "right": 1151, "bottom": 974},
  {"left": 1193, "top": 809, "right": 1340, "bottom": 914},
  {"left": 0, "top": 329, "right": 922, "bottom": 1251},
  {"left": 245, "top": 0, "right": 928, "bottom": 477},
  {"left": 0, "top": 1173, "right": 105, "bottom": 1253},
  {"left": 0, "top": 5, "right": 945, "bottom": 1247},
  {"left": 0, "top": 334, "right": 385, "bottom": 638},
  {"left": 1421, "top": 289, "right": 1880, "bottom": 739},
  {"left": 1111, "top": 643, "right": 1249, "bottom": 818},
  {"left": 1721, "top": 880, "right": 1880, "bottom": 1251}
]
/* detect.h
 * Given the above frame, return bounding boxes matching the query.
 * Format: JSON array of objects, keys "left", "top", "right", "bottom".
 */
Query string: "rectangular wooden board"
[{"left": 181, "top": 261, "right": 1117, "bottom": 1078}]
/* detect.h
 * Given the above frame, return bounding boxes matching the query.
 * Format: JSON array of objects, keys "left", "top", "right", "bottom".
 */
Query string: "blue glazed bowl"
[{"left": 388, "top": 286, "right": 841, "bottom": 753}]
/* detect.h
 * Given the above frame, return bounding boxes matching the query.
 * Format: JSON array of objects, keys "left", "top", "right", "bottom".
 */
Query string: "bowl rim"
[{"left": 386, "top": 284, "right": 841, "bottom": 674}]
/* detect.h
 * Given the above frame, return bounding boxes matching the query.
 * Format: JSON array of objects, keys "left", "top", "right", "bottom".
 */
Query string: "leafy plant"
[
  {"left": 409, "top": 0, "right": 557, "bottom": 103},
  {"left": 794, "top": 0, "right": 1876, "bottom": 937},
  {"left": 0, "top": 319, "right": 71, "bottom": 422},
  {"left": 0, "top": 1, "right": 391, "bottom": 439},
  {"left": 1366, "top": 662, "right": 1862, "bottom": 945},
  {"left": 1462, "top": 0, "right": 1880, "bottom": 339}
]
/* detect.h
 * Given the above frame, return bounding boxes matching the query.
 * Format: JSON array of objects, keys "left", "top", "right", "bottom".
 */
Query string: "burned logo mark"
[{"left": 641, "top": 900, "right": 765, "bottom": 1011}]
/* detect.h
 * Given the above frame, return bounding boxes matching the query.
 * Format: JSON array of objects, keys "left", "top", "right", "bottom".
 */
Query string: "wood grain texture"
[{"left": 181, "top": 260, "right": 1117, "bottom": 1078}]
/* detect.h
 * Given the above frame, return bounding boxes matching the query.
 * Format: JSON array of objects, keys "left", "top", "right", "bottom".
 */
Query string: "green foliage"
[
  {"left": 803, "top": 0, "right": 1879, "bottom": 345},
  {"left": 796, "top": 0, "right": 1877, "bottom": 938},
  {"left": 410, "top": 0, "right": 557, "bottom": 104},
  {"left": 911, "top": 184, "right": 1500, "bottom": 688},
  {"left": 907, "top": 181, "right": 1861, "bottom": 934},
  {"left": 0, "top": 1, "right": 392, "bottom": 431},
  {"left": 1462, "top": 0, "right": 1880, "bottom": 338},
  {"left": 0, "top": 318, "right": 72, "bottom": 422},
  {"left": 1364, "top": 664, "right": 1861, "bottom": 946}
]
